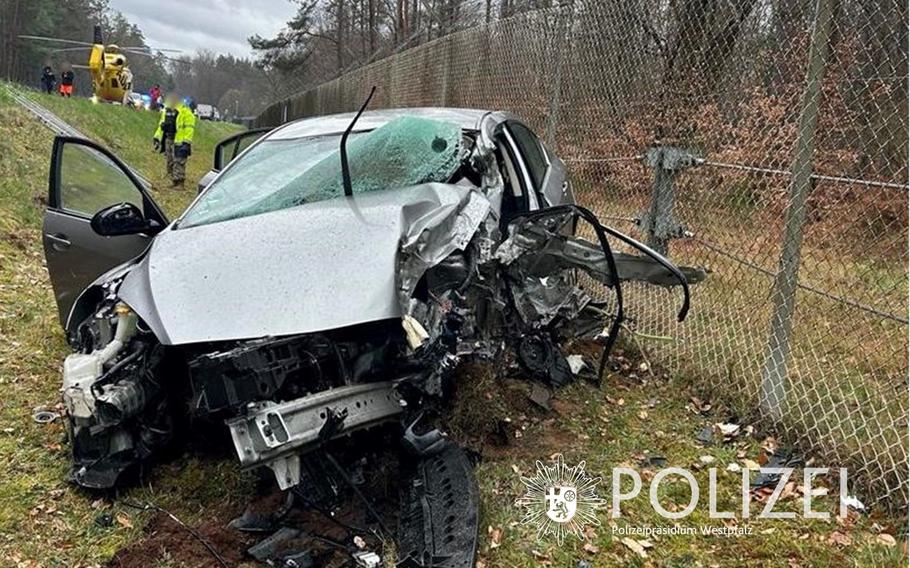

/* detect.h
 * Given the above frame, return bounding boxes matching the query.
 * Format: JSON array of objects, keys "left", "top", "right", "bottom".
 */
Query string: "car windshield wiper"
[{"left": 340, "top": 86, "right": 376, "bottom": 197}]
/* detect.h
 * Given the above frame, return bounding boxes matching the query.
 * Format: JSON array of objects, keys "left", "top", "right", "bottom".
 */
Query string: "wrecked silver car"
[{"left": 42, "top": 103, "right": 702, "bottom": 565}]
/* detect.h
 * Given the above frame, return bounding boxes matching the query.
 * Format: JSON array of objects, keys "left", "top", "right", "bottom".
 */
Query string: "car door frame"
[
  {"left": 44, "top": 136, "right": 168, "bottom": 329},
  {"left": 213, "top": 127, "right": 273, "bottom": 172},
  {"left": 197, "top": 127, "right": 273, "bottom": 194},
  {"left": 501, "top": 119, "right": 571, "bottom": 208}
]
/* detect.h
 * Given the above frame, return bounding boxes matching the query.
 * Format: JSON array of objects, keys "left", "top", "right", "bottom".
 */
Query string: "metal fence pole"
[{"left": 759, "top": 0, "right": 835, "bottom": 419}]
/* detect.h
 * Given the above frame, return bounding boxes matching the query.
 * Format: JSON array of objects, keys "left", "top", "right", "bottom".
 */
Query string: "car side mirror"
[{"left": 90, "top": 202, "right": 162, "bottom": 236}]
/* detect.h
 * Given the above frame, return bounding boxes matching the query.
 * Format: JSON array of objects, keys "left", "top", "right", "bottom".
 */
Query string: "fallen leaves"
[
  {"left": 488, "top": 526, "right": 502, "bottom": 549},
  {"left": 115, "top": 513, "right": 133, "bottom": 529},
  {"left": 827, "top": 530, "right": 852, "bottom": 546},
  {"left": 619, "top": 536, "right": 651, "bottom": 558}
]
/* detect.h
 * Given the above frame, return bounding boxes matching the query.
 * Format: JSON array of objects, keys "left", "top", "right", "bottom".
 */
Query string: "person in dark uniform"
[
  {"left": 153, "top": 94, "right": 181, "bottom": 182},
  {"left": 41, "top": 66, "right": 56, "bottom": 94}
]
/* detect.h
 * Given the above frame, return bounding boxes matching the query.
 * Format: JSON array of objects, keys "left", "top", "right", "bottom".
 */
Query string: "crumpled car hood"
[{"left": 118, "top": 184, "right": 490, "bottom": 345}]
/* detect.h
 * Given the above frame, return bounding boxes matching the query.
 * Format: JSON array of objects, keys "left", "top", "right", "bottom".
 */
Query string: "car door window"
[
  {"left": 505, "top": 121, "right": 572, "bottom": 208},
  {"left": 500, "top": 128, "right": 540, "bottom": 211},
  {"left": 214, "top": 128, "right": 272, "bottom": 171},
  {"left": 506, "top": 122, "right": 549, "bottom": 191},
  {"left": 58, "top": 143, "right": 144, "bottom": 217}
]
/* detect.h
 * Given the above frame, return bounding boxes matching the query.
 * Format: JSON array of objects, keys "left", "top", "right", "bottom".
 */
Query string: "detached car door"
[{"left": 43, "top": 136, "right": 168, "bottom": 327}]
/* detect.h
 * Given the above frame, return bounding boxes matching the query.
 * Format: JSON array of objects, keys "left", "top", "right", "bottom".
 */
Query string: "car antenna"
[{"left": 340, "top": 86, "right": 376, "bottom": 197}]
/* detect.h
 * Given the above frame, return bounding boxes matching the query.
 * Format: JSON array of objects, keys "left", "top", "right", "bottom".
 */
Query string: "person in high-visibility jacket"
[
  {"left": 153, "top": 95, "right": 196, "bottom": 188},
  {"left": 171, "top": 97, "right": 197, "bottom": 188}
]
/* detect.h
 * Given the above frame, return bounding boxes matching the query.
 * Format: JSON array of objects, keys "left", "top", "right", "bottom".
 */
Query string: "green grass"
[{"left": 0, "top": 83, "right": 905, "bottom": 566}]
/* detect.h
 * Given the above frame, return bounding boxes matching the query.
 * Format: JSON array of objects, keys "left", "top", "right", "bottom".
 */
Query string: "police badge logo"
[
  {"left": 516, "top": 455, "right": 605, "bottom": 544},
  {"left": 546, "top": 486, "right": 577, "bottom": 522}
]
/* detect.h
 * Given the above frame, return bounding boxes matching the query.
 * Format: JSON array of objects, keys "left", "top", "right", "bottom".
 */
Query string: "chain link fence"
[{"left": 256, "top": 0, "right": 909, "bottom": 513}]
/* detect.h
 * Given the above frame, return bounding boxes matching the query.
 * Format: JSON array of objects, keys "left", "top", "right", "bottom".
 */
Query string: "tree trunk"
[{"left": 369, "top": 0, "right": 376, "bottom": 54}]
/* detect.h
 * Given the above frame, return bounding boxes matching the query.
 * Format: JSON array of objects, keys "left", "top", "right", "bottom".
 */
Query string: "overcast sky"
[{"left": 109, "top": 0, "right": 298, "bottom": 59}]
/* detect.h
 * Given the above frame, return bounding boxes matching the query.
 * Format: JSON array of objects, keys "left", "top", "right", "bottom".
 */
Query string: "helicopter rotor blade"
[
  {"left": 120, "top": 46, "right": 183, "bottom": 53},
  {"left": 19, "top": 35, "right": 95, "bottom": 47},
  {"left": 49, "top": 47, "right": 93, "bottom": 53},
  {"left": 121, "top": 50, "right": 185, "bottom": 63}
]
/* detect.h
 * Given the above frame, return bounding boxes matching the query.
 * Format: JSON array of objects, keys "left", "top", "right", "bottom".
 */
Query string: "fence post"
[
  {"left": 641, "top": 146, "right": 699, "bottom": 256},
  {"left": 441, "top": 36, "right": 455, "bottom": 106},
  {"left": 759, "top": 0, "right": 834, "bottom": 419}
]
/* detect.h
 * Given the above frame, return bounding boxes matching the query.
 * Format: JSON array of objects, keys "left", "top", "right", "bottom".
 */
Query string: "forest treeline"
[{"left": 1, "top": 0, "right": 558, "bottom": 117}]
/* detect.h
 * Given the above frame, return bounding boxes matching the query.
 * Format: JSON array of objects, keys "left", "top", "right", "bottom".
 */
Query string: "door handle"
[{"left": 46, "top": 233, "right": 71, "bottom": 249}]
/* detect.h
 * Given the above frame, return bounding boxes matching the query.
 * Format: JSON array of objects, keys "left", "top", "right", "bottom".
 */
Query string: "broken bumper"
[{"left": 226, "top": 381, "right": 403, "bottom": 488}]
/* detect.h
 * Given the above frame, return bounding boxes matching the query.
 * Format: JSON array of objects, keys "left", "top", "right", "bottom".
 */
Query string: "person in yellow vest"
[
  {"left": 171, "top": 97, "right": 197, "bottom": 188},
  {"left": 153, "top": 94, "right": 196, "bottom": 188}
]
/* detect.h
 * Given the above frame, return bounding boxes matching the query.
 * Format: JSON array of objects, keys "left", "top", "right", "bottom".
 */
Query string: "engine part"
[
  {"left": 62, "top": 303, "right": 138, "bottom": 420},
  {"left": 94, "top": 377, "right": 149, "bottom": 424},
  {"left": 189, "top": 333, "right": 394, "bottom": 414},
  {"left": 517, "top": 333, "right": 573, "bottom": 387}
]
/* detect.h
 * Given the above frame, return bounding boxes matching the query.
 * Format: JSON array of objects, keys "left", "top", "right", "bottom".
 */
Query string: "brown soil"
[{"left": 106, "top": 507, "right": 253, "bottom": 568}]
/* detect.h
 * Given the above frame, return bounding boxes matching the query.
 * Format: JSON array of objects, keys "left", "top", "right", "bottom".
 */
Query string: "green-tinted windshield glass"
[{"left": 180, "top": 116, "right": 464, "bottom": 228}]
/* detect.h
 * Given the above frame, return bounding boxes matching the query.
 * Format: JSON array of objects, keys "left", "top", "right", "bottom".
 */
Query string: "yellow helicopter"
[{"left": 21, "top": 25, "right": 180, "bottom": 104}]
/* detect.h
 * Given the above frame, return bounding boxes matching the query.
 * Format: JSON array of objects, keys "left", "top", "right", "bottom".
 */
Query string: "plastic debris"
[
  {"left": 639, "top": 455, "right": 668, "bottom": 468},
  {"left": 696, "top": 425, "right": 714, "bottom": 445},
  {"left": 841, "top": 495, "right": 866, "bottom": 513},
  {"left": 528, "top": 383, "right": 552, "bottom": 411},
  {"left": 751, "top": 450, "right": 802, "bottom": 488},
  {"left": 33, "top": 410, "right": 59, "bottom": 424},
  {"left": 566, "top": 354, "right": 587, "bottom": 375},
  {"left": 352, "top": 550, "right": 382, "bottom": 568},
  {"left": 94, "top": 512, "right": 114, "bottom": 528}
]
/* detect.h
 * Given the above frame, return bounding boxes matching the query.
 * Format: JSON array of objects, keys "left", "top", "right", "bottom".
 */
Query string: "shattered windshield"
[{"left": 180, "top": 116, "right": 465, "bottom": 228}]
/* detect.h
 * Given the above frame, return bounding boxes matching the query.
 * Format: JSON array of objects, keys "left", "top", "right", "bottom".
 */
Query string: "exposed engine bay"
[{"left": 58, "top": 109, "right": 705, "bottom": 566}]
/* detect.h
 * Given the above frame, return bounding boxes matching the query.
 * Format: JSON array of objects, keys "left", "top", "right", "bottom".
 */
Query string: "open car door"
[
  {"left": 43, "top": 136, "right": 168, "bottom": 329},
  {"left": 214, "top": 127, "right": 272, "bottom": 171},
  {"left": 197, "top": 128, "right": 272, "bottom": 193}
]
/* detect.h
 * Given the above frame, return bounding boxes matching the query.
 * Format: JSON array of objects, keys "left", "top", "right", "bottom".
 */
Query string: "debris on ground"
[
  {"left": 714, "top": 422, "right": 742, "bottom": 441},
  {"left": 841, "top": 495, "right": 866, "bottom": 513},
  {"left": 751, "top": 450, "right": 803, "bottom": 489},
  {"left": 32, "top": 409, "right": 59, "bottom": 424},
  {"left": 696, "top": 425, "right": 715, "bottom": 445},
  {"left": 639, "top": 455, "right": 668, "bottom": 469},
  {"left": 94, "top": 512, "right": 114, "bottom": 528},
  {"left": 528, "top": 383, "right": 553, "bottom": 411}
]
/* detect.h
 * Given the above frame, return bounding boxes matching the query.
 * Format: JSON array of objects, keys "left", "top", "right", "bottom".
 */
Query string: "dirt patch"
[{"left": 106, "top": 507, "right": 253, "bottom": 568}]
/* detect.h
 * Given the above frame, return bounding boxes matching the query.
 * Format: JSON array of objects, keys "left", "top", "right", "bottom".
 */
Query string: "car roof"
[{"left": 267, "top": 107, "right": 493, "bottom": 140}]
